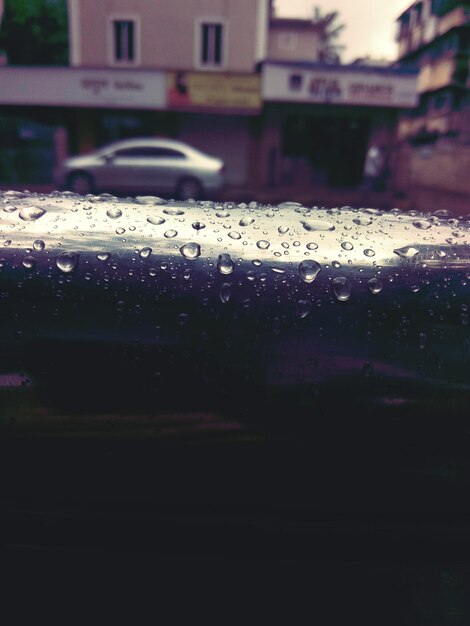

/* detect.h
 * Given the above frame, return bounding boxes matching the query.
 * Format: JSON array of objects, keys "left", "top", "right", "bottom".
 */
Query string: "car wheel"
[
  {"left": 67, "top": 171, "right": 94, "bottom": 195},
  {"left": 177, "top": 177, "right": 203, "bottom": 201}
]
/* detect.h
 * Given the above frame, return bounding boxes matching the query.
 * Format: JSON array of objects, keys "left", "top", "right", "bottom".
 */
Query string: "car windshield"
[{"left": 1, "top": 0, "right": 469, "bottom": 618}]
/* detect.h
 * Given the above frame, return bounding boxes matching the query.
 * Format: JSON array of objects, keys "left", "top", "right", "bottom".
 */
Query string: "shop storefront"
[
  {"left": 0, "top": 66, "right": 261, "bottom": 187},
  {"left": 0, "top": 66, "right": 168, "bottom": 184},
  {"left": 259, "top": 61, "right": 418, "bottom": 189},
  {"left": 166, "top": 71, "right": 261, "bottom": 186}
]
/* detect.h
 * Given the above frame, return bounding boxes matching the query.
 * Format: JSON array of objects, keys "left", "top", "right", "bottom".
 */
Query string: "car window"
[{"left": 113, "top": 146, "right": 187, "bottom": 159}]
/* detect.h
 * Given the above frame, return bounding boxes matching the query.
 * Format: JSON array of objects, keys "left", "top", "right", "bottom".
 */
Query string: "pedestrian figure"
[{"left": 360, "top": 144, "right": 384, "bottom": 207}]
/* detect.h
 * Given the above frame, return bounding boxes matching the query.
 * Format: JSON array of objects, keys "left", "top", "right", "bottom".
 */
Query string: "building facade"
[
  {"left": 394, "top": 0, "right": 470, "bottom": 209},
  {"left": 67, "top": 0, "right": 268, "bottom": 186},
  {"left": 255, "top": 12, "right": 418, "bottom": 191},
  {"left": 0, "top": 0, "right": 269, "bottom": 187},
  {"left": 0, "top": 0, "right": 419, "bottom": 201}
]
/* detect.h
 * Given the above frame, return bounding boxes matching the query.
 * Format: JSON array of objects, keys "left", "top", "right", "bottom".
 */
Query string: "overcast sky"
[{"left": 274, "top": 0, "right": 413, "bottom": 63}]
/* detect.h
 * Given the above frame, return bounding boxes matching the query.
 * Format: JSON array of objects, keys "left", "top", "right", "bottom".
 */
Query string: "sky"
[{"left": 274, "top": 0, "right": 414, "bottom": 63}]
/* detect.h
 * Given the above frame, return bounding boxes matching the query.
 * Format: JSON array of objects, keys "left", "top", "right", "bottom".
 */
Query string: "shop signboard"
[
  {"left": 262, "top": 63, "right": 418, "bottom": 108},
  {"left": 167, "top": 71, "right": 261, "bottom": 112},
  {"left": 0, "top": 67, "right": 167, "bottom": 109}
]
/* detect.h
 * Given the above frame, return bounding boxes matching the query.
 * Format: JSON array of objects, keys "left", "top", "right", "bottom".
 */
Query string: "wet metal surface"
[
  {"left": 2, "top": 190, "right": 470, "bottom": 621},
  {"left": 0, "top": 190, "right": 468, "bottom": 416}
]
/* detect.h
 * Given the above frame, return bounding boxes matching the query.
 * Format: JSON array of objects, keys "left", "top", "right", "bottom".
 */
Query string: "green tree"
[
  {"left": 312, "top": 6, "right": 345, "bottom": 64},
  {"left": 0, "top": 0, "right": 68, "bottom": 65}
]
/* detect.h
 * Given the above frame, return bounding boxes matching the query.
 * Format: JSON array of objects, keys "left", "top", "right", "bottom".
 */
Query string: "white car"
[{"left": 55, "top": 137, "right": 226, "bottom": 200}]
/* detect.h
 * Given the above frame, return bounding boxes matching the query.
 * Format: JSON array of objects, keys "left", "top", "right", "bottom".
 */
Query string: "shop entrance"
[
  {"left": 0, "top": 112, "right": 56, "bottom": 184},
  {"left": 282, "top": 113, "right": 371, "bottom": 187}
]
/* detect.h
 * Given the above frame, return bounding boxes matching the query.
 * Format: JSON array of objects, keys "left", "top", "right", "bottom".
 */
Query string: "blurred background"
[{"left": 0, "top": 0, "right": 468, "bottom": 210}]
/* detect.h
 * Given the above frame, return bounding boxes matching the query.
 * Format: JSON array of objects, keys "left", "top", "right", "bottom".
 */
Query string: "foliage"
[
  {"left": 0, "top": 0, "right": 68, "bottom": 65},
  {"left": 311, "top": 5, "right": 345, "bottom": 64}
]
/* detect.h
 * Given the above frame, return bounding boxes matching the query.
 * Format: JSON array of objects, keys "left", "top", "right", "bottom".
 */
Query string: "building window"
[
  {"left": 277, "top": 33, "right": 298, "bottom": 52},
  {"left": 114, "top": 21, "right": 134, "bottom": 61},
  {"left": 289, "top": 73, "right": 303, "bottom": 91},
  {"left": 198, "top": 21, "right": 225, "bottom": 67},
  {"left": 109, "top": 17, "right": 139, "bottom": 65},
  {"left": 396, "top": 12, "right": 410, "bottom": 41},
  {"left": 414, "top": 2, "right": 423, "bottom": 25}
]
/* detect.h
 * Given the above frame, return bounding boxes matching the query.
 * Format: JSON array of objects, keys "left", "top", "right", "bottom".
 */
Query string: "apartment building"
[
  {"left": 393, "top": 0, "right": 470, "bottom": 209},
  {"left": 396, "top": 0, "right": 470, "bottom": 138}
]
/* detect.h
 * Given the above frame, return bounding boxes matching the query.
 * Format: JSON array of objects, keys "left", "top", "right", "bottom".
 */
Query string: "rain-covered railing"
[{"left": 0, "top": 188, "right": 469, "bottom": 426}]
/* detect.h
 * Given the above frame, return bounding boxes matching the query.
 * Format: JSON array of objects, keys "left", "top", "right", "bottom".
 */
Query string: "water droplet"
[
  {"left": 256, "top": 240, "right": 270, "bottom": 250},
  {"left": 353, "top": 216, "right": 372, "bottom": 226},
  {"left": 278, "top": 225, "right": 289, "bottom": 235},
  {"left": 367, "top": 277, "right": 382, "bottom": 294},
  {"left": 239, "top": 216, "right": 255, "bottom": 227},
  {"left": 216, "top": 211, "right": 230, "bottom": 218},
  {"left": 97, "top": 251, "right": 111, "bottom": 261},
  {"left": 217, "top": 253, "right": 235, "bottom": 275},
  {"left": 301, "top": 219, "right": 335, "bottom": 232},
  {"left": 252, "top": 259, "right": 262, "bottom": 266},
  {"left": 418, "top": 332, "right": 427, "bottom": 350},
  {"left": 139, "top": 247, "right": 152, "bottom": 259},
  {"left": 341, "top": 241, "right": 354, "bottom": 251},
  {"left": 3, "top": 240, "right": 11, "bottom": 247},
  {"left": 3, "top": 205, "right": 17, "bottom": 213},
  {"left": 363, "top": 248, "right": 375, "bottom": 257},
  {"left": 192, "top": 221, "right": 206, "bottom": 231},
  {"left": 177, "top": 313, "right": 190, "bottom": 326},
  {"left": 298, "top": 259, "right": 321, "bottom": 283},
  {"left": 220, "top": 282, "right": 232, "bottom": 304},
  {"left": 163, "top": 208, "right": 185, "bottom": 216},
  {"left": 115, "top": 227, "right": 125, "bottom": 235},
  {"left": 278, "top": 201, "right": 303, "bottom": 209},
  {"left": 33, "top": 239, "right": 45, "bottom": 251},
  {"left": 332, "top": 277, "right": 352, "bottom": 301},
  {"left": 436, "top": 249, "right": 446, "bottom": 258},
  {"left": 164, "top": 229, "right": 178, "bottom": 238},
  {"left": 106, "top": 207, "right": 122, "bottom": 219},
  {"left": 180, "top": 242, "right": 201, "bottom": 260},
  {"left": 56, "top": 251, "right": 79, "bottom": 273},
  {"left": 22, "top": 256, "right": 36, "bottom": 269},
  {"left": 147, "top": 215, "right": 166, "bottom": 226},
  {"left": 306, "top": 242, "right": 318, "bottom": 251},
  {"left": 393, "top": 246, "right": 419, "bottom": 259},
  {"left": 412, "top": 220, "right": 432, "bottom": 230},
  {"left": 297, "top": 299, "right": 312, "bottom": 319},
  {"left": 332, "top": 260, "right": 341, "bottom": 268},
  {"left": 410, "top": 284, "right": 420, "bottom": 293},
  {"left": 363, "top": 362, "right": 373, "bottom": 377},
  {"left": 19, "top": 206, "right": 46, "bottom": 221},
  {"left": 136, "top": 195, "right": 168, "bottom": 205},
  {"left": 3, "top": 190, "right": 25, "bottom": 199},
  {"left": 228, "top": 231, "right": 241, "bottom": 240},
  {"left": 115, "top": 300, "right": 125, "bottom": 312}
]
